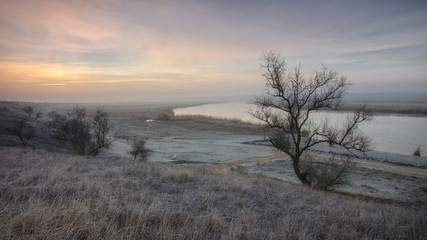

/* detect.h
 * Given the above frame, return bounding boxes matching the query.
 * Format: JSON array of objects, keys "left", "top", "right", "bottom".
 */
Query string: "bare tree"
[
  {"left": 48, "top": 106, "right": 114, "bottom": 156},
  {"left": 129, "top": 139, "right": 150, "bottom": 161},
  {"left": 35, "top": 111, "right": 43, "bottom": 120},
  {"left": 90, "top": 107, "right": 114, "bottom": 155},
  {"left": 22, "top": 105, "right": 34, "bottom": 118},
  {"left": 15, "top": 119, "right": 35, "bottom": 147},
  {"left": 251, "top": 52, "right": 372, "bottom": 187}
]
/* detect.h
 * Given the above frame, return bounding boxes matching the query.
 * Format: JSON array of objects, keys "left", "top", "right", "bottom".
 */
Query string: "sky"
[{"left": 0, "top": 0, "right": 426, "bottom": 102}]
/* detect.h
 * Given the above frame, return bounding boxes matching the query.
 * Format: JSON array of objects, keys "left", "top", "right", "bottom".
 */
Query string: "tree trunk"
[{"left": 292, "top": 155, "right": 310, "bottom": 186}]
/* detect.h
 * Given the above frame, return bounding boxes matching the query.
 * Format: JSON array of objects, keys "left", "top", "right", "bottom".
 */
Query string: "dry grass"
[
  {"left": 1, "top": 146, "right": 426, "bottom": 239},
  {"left": 172, "top": 114, "right": 263, "bottom": 133}
]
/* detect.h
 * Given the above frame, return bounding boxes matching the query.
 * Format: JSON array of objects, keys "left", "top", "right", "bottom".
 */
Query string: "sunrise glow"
[{"left": 1, "top": 0, "right": 426, "bottom": 102}]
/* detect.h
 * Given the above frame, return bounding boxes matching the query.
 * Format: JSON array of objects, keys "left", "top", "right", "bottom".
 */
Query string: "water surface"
[{"left": 175, "top": 102, "right": 427, "bottom": 156}]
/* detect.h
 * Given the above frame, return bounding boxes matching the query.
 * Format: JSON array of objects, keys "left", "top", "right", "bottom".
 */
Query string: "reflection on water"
[{"left": 174, "top": 102, "right": 427, "bottom": 156}]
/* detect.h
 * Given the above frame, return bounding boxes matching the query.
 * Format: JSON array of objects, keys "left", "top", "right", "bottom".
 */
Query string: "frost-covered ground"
[
  {"left": 103, "top": 115, "right": 427, "bottom": 203},
  {"left": 244, "top": 158, "right": 427, "bottom": 203},
  {"left": 103, "top": 116, "right": 272, "bottom": 164},
  {"left": 1, "top": 101, "right": 425, "bottom": 203}
]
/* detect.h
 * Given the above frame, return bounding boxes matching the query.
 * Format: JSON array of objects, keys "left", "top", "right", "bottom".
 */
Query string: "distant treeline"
[
  {"left": 344, "top": 92, "right": 427, "bottom": 103},
  {"left": 341, "top": 103, "right": 427, "bottom": 116}
]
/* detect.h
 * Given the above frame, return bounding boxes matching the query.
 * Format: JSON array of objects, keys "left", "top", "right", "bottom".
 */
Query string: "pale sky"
[{"left": 0, "top": 0, "right": 426, "bottom": 102}]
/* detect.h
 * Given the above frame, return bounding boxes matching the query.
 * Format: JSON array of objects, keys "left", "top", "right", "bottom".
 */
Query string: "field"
[{"left": 0, "top": 101, "right": 426, "bottom": 239}]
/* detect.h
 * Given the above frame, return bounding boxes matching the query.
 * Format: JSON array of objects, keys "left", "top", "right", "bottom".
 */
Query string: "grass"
[
  {"left": 172, "top": 114, "right": 263, "bottom": 133},
  {"left": 1, "top": 146, "right": 426, "bottom": 239},
  {"left": 175, "top": 114, "right": 247, "bottom": 124}
]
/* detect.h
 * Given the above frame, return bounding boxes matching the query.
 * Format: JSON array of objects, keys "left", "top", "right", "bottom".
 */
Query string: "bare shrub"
[
  {"left": 157, "top": 113, "right": 170, "bottom": 121},
  {"left": 35, "top": 110, "right": 43, "bottom": 120},
  {"left": 413, "top": 145, "right": 421, "bottom": 156},
  {"left": 129, "top": 139, "right": 150, "bottom": 161},
  {"left": 203, "top": 207, "right": 219, "bottom": 233},
  {"left": 22, "top": 105, "right": 34, "bottom": 118},
  {"left": 300, "top": 154, "right": 353, "bottom": 190},
  {"left": 14, "top": 119, "right": 35, "bottom": 147},
  {"left": 22, "top": 105, "right": 42, "bottom": 120},
  {"left": 165, "top": 168, "right": 193, "bottom": 184},
  {"left": 47, "top": 106, "right": 113, "bottom": 156}
]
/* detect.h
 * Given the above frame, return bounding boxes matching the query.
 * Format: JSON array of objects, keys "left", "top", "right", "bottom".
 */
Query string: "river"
[{"left": 174, "top": 102, "right": 427, "bottom": 156}]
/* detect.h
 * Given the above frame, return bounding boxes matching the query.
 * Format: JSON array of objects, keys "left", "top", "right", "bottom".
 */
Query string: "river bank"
[
  {"left": 174, "top": 101, "right": 427, "bottom": 156},
  {"left": 104, "top": 108, "right": 427, "bottom": 203},
  {"left": 1, "top": 100, "right": 426, "bottom": 203}
]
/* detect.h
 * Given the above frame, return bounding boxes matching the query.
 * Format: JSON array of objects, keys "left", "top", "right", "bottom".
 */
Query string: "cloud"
[
  {"left": 0, "top": 0, "right": 125, "bottom": 50},
  {"left": 0, "top": 0, "right": 426, "bottom": 101}
]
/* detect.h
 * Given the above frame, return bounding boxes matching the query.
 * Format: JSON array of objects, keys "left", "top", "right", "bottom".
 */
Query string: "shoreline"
[
  {"left": 342, "top": 101, "right": 427, "bottom": 116},
  {"left": 174, "top": 102, "right": 427, "bottom": 156},
  {"left": 3, "top": 99, "right": 426, "bottom": 116},
  {"left": 1, "top": 100, "right": 426, "bottom": 204}
]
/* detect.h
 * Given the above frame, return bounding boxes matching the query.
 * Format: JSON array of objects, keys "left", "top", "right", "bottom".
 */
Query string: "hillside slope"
[{"left": 1, "top": 147, "right": 425, "bottom": 239}]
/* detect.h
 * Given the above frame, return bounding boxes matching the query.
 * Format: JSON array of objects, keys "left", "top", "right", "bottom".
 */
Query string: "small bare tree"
[
  {"left": 35, "top": 111, "right": 43, "bottom": 120},
  {"left": 48, "top": 106, "right": 114, "bottom": 156},
  {"left": 14, "top": 119, "right": 35, "bottom": 147},
  {"left": 130, "top": 139, "right": 150, "bottom": 161},
  {"left": 22, "top": 105, "right": 34, "bottom": 118},
  {"left": 91, "top": 108, "right": 114, "bottom": 155},
  {"left": 412, "top": 146, "right": 421, "bottom": 156},
  {"left": 251, "top": 52, "right": 372, "bottom": 187}
]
